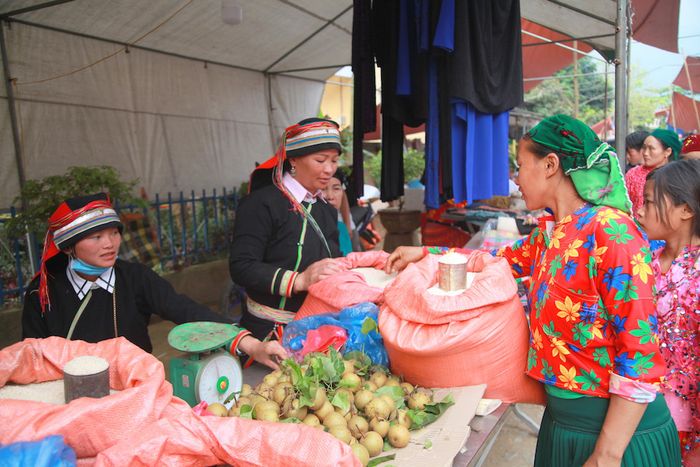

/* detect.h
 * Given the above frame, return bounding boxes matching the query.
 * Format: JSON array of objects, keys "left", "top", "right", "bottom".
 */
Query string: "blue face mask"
[{"left": 70, "top": 257, "right": 111, "bottom": 276}]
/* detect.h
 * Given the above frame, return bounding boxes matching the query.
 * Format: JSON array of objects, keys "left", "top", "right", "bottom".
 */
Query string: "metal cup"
[
  {"left": 438, "top": 254, "right": 468, "bottom": 292},
  {"left": 63, "top": 357, "right": 110, "bottom": 403}
]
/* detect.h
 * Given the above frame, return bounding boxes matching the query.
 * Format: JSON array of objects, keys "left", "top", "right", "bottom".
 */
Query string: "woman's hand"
[
  {"left": 582, "top": 451, "right": 622, "bottom": 467},
  {"left": 238, "top": 336, "right": 288, "bottom": 370},
  {"left": 293, "top": 258, "right": 343, "bottom": 293},
  {"left": 384, "top": 246, "right": 425, "bottom": 274}
]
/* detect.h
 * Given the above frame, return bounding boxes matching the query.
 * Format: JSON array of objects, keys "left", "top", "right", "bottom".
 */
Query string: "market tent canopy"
[
  {"left": 0, "top": 0, "right": 352, "bottom": 206},
  {"left": 0, "top": 0, "right": 680, "bottom": 207}
]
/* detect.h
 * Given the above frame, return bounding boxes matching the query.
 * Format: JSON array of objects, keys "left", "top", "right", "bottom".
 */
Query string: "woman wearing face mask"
[
  {"left": 22, "top": 193, "right": 287, "bottom": 370},
  {"left": 229, "top": 118, "right": 343, "bottom": 343},
  {"left": 625, "top": 128, "right": 681, "bottom": 215}
]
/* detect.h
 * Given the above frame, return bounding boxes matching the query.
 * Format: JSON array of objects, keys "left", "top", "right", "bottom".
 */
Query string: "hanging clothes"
[
  {"left": 451, "top": 102, "right": 510, "bottom": 204},
  {"left": 448, "top": 0, "right": 523, "bottom": 114},
  {"left": 423, "top": 0, "right": 454, "bottom": 209},
  {"left": 373, "top": 0, "right": 428, "bottom": 202},
  {"left": 351, "top": 0, "right": 376, "bottom": 197}
]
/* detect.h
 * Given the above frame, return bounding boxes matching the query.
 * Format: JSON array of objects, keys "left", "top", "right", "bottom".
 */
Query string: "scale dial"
[{"left": 195, "top": 353, "right": 243, "bottom": 409}]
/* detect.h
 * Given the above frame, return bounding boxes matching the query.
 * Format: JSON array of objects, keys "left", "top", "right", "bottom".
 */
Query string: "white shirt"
[
  {"left": 66, "top": 262, "right": 115, "bottom": 300},
  {"left": 282, "top": 172, "right": 326, "bottom": 205}
]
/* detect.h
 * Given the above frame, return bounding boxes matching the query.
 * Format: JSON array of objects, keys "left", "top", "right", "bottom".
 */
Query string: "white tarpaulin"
[{"left": 0, "top": 0, "right": 352, "bottom": 205}]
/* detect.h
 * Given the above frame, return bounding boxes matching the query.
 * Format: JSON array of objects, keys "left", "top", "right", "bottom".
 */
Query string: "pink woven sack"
[
  {"left": 379, "top": 252, "right": 545, "bottom": 404},
  {"left": 297, "top": 250, "right": 390, "bottom": 319},
  {"left": 0, "top": 337, "right": 359, "bottom": 466}
]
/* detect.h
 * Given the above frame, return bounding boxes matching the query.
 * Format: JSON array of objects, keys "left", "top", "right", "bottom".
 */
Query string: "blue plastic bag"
[
  {"left": 0, "top": 435, "right": 76, "bottom": 467},
  {"left": 283, "top": 302, "right": 389, "bottom": 366}
]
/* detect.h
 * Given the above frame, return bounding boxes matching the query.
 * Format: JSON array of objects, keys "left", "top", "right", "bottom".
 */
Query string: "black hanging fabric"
[
  {"left": 447, "top": 0, "right": 523, "bottom": 114},
  {"left": 351, "top": 0, "right": 376, "bottom": 197},
  {"left": 373, "top": 0, "right": 428, "bottom": 201}
]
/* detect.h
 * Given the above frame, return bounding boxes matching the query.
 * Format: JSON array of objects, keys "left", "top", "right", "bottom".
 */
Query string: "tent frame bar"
[
  {"left": 545, "top": 0, "right": 616, "bottom": 26},
  {"left": 271, "top": 63, "right": 350, "bottom": 74},
  {"left": 9, "top": 18, "right": 330, "bottom": 85},
  {"left": 9, "top": 18, "right": 261, "bottom": 74},
  {"left": 274, "top": 0, "right": 352, "bottom": 35},
  {"left": 0, "top": 0, "right": 76, "bottom": 19},
  {"left": 264, "top": 5, "right": 352, "bottom": 73},
  {"left": 523, "top": 33, "right": 615, "bottom": 47}
]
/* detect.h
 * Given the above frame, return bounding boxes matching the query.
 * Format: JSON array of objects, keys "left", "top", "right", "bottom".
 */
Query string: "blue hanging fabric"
[
  {"left": 452, "top": 101, "right": 510, "bottom": 205},
  {"left": 422, "top": 0, "right": 454, "bottom": 209}
]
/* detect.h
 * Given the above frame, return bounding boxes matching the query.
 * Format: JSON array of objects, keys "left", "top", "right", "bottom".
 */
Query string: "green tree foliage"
[
  {"left": 524, "top": 57, "right": 670, "bottom": 133},
  {"left": 365, "top": 148, "right": 424, "bottom": 187},
  {"left": 627, "top": 68, "right": 670, "bottom": 131},
  {"left": 524, "top": 57, "right": 612, "bottom": 126},
  {"left": 6, "top": 166, "right": 143, "bottom": 238}
]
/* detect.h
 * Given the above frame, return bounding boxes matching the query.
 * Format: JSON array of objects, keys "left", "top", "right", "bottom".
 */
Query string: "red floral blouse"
[{"left": 496, "top": 204, "right": 667, "bottom": 399}]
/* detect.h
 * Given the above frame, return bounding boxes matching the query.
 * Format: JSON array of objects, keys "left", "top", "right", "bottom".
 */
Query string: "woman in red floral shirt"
[{"left": 387, "top": 115, "right": 681, "bottom": 466}]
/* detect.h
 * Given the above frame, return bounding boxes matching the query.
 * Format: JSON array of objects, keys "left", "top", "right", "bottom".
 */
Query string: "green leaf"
[
  {"left": 283, "top": 358, "right": 304, "bottom": 386},
  {"left": 223, "top": 389, "right": 241, "bottom": 405},
  {"left": 344, "top": 351, "right": 372, "bottom": 376},
  {"left": 527, "top": 348, "right": 537, "bottom": 370},
  {"left": 542, "top": 321, "right": 562, "bottom": 338},
  {"left": 630, "top": 320, "right": 653, "bottom": 345},
  {"left": 572, "top": 323, "right": 594, "bottom": 347},
  {"left": 367, "top": 454, "right": 396, "bottom": 467},
  {"left": 632, "top": 351, "right": 656, "bottom": 376},
  {"left": 361, "top": 317, "right": 378, "bottom": 335},
  {"left": 604, "top": 220, "right": 634, "bottom": 244},
  {"left": 331, "top": 390, "right": 351, "bottom": 413},
  {"left": 280, "top": 417, "right": 302, "bottom": 423},
  {"left": 374, "top": 385, "right": 406, "bottom": 410},
  {"left": 406, "top": 394, "right": 455, "bottom": 430},
  {"left": 574, "top": 369, "right": 601, "bottom": 391},
  {"left": 593, "top": 347, "right": 612, "bottom": 367},
  {"left": 239, "top": 404, "right": 253, "bottom": 419}
]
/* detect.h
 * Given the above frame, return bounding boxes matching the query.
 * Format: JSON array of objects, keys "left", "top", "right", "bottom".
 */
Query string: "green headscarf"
[
  {"left": 527, "top": 114, "right": 632, "bottom": 214},
  {"left": 650, "top": 128, "right": 681, "bottom": 160}
]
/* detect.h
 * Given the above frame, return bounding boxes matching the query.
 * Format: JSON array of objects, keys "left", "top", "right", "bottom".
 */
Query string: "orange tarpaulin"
[
  {"left": 669, "top": 92, "right": 700, "bottom": 134},
  {"left": 672, "top": 56, "right": 700, "bottom": 92},
  {"left": 632, "top": 0, "right": 681, "bottom": 53},
  {"left": 522, "top": 20, "right": 594, "bottom": 93}
]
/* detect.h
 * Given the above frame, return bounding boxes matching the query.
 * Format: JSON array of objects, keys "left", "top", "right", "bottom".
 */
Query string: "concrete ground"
[{"left": 150, "top": 319, "right": 544, "bottom": 467}]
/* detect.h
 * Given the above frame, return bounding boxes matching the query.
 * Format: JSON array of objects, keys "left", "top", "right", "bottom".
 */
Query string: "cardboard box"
[{"left": 381, "top": 384, "right": 486, "bottom": 467}]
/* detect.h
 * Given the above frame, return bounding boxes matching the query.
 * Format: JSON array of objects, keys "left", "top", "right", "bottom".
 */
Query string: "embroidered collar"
[
  {"left": 66, "top": 264, "right": 115, "bottom": 300},
  {"left": 282, "top": 172, "right": 326, "bottom": 205}
]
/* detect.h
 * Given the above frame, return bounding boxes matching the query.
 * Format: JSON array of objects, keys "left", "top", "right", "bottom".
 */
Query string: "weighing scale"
[{"left": 168, "top": 322, "right": 243, "bottom": 409}]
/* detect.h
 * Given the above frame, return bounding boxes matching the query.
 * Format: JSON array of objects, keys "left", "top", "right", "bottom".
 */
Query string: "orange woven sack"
[
  {"left": 0, "top": 337, "right": 359, "bottom": 466},
  {"left": 297, "top": 250, "right": 390, "bottom": 319},
  {"left": 379, "top": 252, "right": 545, "bottom": 404}
]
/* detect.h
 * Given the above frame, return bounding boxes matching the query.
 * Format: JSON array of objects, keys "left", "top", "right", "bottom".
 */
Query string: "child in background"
[
  {"left": 323, "top": 170, "right": 353, "bottom": 256},
  {"left": 636, "top": 159, "right": 700, "bottom": 464}
]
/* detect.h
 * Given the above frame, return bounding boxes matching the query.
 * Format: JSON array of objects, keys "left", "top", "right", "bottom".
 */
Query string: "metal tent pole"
[
  {"left": 614, "top": 0, "right": 629, "bottom": 166},
  {"left": 0, "top": 21, "right": 38, "bottom": 274}
]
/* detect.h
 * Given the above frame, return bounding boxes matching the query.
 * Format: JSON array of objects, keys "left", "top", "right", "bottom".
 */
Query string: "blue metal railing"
[{"left": 0, "top": 188, "right": 239, "bottom": 306}]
